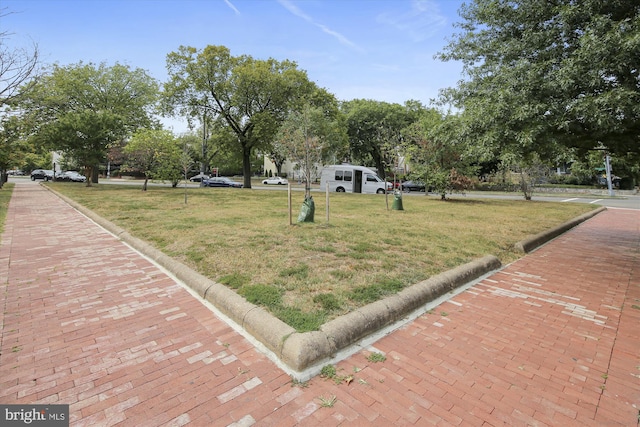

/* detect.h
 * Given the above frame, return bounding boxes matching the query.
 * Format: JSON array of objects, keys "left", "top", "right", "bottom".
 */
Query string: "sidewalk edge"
[{"left": 514, "top": 206, "right": 607, "bottom": 253}]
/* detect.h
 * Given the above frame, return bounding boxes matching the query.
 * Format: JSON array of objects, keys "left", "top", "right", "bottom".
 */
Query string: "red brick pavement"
[{"left": 1, "top": 181, "right": 638, "bottom": 426}]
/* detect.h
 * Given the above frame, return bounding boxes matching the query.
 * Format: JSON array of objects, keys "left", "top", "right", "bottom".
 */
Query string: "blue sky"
[{"left": 3, "top": 0, "right": 466, "bottom": 133}]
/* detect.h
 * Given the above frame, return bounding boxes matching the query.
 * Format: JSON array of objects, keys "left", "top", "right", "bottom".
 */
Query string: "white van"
[{"left": 320, "top": 165, "right": 391, "bottom": 194}]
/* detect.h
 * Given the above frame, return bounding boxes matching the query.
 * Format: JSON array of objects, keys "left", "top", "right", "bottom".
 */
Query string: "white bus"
[{"left": 320, "top": 165, "right": 391, "bottom": 194}]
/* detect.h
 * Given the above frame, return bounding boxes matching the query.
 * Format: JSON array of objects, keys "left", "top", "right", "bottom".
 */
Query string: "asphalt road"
[{"left": 439, "top": 191, "right": 640, "bottom": 209}]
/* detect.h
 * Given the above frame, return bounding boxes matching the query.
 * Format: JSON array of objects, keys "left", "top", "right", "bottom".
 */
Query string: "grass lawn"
[
  {"left": 48, "top": 183, "right": 596, "bottom": 331},
  {"left": 0, "top": 182, "right": 15, "bottom": 233},
  {"left": 0, "top": 183, "right": 14, "bottom": 234}
]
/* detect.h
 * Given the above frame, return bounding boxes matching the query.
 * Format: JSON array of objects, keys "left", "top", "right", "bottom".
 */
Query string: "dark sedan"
[
  {"left": 203, "top": 177, "right": 243, "bottom": 188},
  {"left": 30, "top": 169, "right": 54, "bottom": 181},
  {"left": 400, "top": 180, "right": 426, "bottom": 192}
]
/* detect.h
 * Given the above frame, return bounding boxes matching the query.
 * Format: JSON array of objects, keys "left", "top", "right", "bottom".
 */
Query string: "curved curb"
[
  {"left": 48, "top": 186, "right": 596, "bottom": 379},
  {"left": 514, "top": 206, "right": 607, "bottom": 253}
]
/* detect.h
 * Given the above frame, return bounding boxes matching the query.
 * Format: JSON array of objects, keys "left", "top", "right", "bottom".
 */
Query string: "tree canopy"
[
  {"left": 17, "top": 62, "right": 159, "bottom": 184},
  {"left": 163, "top": 45, "right": 317, "bottom": 188},
  {"left": 277, "top": 99, "right": 345, "bottom": 196},
  {"left": 342, "top": 99, "right": 425, "bottom": 179},
  {"left": 403, "top": 111, "right": 476, "bottom": 199},
  {"left": 123, "top": 128, "right": 181, "bottom": 191},
  {"left": 438, "top": 0, "right": 640, "bottom": 159}
]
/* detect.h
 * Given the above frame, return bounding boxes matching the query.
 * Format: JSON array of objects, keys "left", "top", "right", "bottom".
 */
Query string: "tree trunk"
[
  {"left": 242, "top": 144, "right": 252, "bottom": 189},
  {"left": 85, "top": 166, "right": 93, "bottom": 187},
  {"left": 519, "top": 174, "right": 532, "bottom": 200},
  {"left": 375, "top": 157, "right": 386, "bottom": 180}
]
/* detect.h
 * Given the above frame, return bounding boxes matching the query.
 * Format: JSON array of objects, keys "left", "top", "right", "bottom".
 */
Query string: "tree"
[
  {"left": 404, "top": 113, "right": 475, "bottom": 200},
  {"left": 342, "top": 100, "right": 422, "bottom": 179},
  {"left": 0, "top": 8, "right": 40, "bottom": 185},
  {"left": 123, "top": 129, "right": 179, "bottom": 191},
  {"left": 204, "top": 121, "right": 243, "bottom": 175},
  {"left": 0, "top": 8, "right": 39, "bottom": 107},
  {"left": 177, "top": 141, "right": 194, "bottom": 204},
  {"left": 266, "top": 142, "right": 287, "bottom": 177},
  {"left": 18, "top": 62, "right": 159, "bottom": 185},
  {"left": 278, "top": 102, "right": 344, "bottom": 197},
  {"left": 437, "top": 0, "right": 640, "bottom": 161},
  {"left": 0, "top": 115, "right": 20, "bottom": 186},
  {"left": 501, "top": 152, "right": 550, "bottom": 200},
  {"left": 163, "top": 45, "right": 316, "bottom": 188}
]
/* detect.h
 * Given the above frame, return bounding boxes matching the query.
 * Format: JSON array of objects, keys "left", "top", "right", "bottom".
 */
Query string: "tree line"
[{"left": 1, "top": 1, "right": 638, "bottom": 197}]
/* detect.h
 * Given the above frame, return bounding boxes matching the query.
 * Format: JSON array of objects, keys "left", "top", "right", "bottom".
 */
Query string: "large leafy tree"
[
  {"left": 18, "top": 62, "right": 159, "bottom": 185},
  {"left": 438, "top": 0, "right": 640, "bottom": 162},
  {"left": 342, "top": 100, "right": 423, "bottom": 179},
  {"left": 163, "top": 45, "right": 316, "bottom": 188}
]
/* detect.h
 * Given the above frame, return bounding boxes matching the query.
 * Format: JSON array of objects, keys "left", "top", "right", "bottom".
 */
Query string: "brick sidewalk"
[{"left": 1, "top": 182, "right": 638, "bottom": 426}]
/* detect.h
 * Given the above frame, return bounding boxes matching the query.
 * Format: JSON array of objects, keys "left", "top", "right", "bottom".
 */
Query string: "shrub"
[{"left": 548, "top": 174, "right": 587, "bottom": 186}]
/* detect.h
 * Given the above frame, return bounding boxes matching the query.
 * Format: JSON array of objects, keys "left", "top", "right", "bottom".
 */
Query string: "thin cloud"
[
  {"left": 277, "top": 0, "right": 363, "bottom": 52},
  {"left": 378, "top": 0, "right": 447, "bottom": 42},
  {"left": 223, "top": 0, "right": 241, "bottom": 16}
]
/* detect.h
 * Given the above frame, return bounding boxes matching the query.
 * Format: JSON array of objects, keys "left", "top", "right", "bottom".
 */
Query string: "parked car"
[
  {"left": 262, "top": 176, "right": 288, "bottom": 185},
  {"left": 189, "top": 173, "right": 210, "bottom": 182},
  {"left": 597, "top": 175, "right": 621, "bottom": 187},
  {"left": 30, "top": 169, "right": 54, "bottom": 181},
  {"left": 8, "top": 170, "right": 25, "bottom": 176},
  {"left": 59, "top": 171, "right": 87, "bottom": 182},
  {"left": 203, "top": 177, "right": 243, "bottom": 188},
  {"left": 400, "top": 181, "right": 426, "bottom": 192}
]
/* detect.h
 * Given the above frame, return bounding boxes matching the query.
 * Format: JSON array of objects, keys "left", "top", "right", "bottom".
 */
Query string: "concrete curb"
[
  {"left": 513, "top": 206, "right": 607, "bottom": 253},
  {"left": 47, "top": 186, "right": 600, "bottom": 378}
]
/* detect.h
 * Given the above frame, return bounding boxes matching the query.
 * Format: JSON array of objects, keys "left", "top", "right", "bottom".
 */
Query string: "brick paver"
[{"left": 1, "top": 181, "right": 638, "bottom": 426}]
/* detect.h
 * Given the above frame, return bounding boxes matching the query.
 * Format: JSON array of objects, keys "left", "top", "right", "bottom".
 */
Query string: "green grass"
[
  {"left": 0, "top": 183, "right": 14, "bottom": 234},
  {"left": 46, "top": 183, "right": 596, "bottom": 331},
  {"left": 367, "top": 352, "right": 387, "bottom": 363}
]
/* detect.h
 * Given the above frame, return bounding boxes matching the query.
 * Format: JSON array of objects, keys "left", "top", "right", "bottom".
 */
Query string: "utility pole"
[{"left": 604, "top": 154, "right": 614, "bottom": 196}]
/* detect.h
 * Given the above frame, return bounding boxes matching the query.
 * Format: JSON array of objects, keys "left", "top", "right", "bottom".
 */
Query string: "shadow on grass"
[{"left": 441, "top": 198, "right": 491, "bottom": 205}]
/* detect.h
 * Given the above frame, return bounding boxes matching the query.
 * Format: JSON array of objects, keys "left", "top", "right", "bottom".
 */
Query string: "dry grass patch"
[
  {"left": 49, "top": 183, "right": 596, "bottom": 331},
  {"left": 0, "top": 183, "right": 14, "bottom": 234}
]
